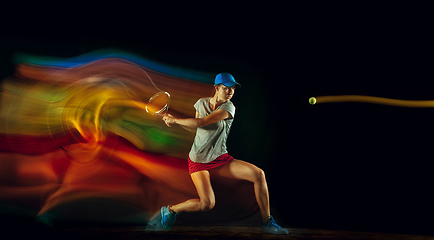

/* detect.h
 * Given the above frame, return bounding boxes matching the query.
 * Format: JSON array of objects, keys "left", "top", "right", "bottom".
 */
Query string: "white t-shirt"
[{"left": 188, "top": 97, "right": 236, "bottom": 163}]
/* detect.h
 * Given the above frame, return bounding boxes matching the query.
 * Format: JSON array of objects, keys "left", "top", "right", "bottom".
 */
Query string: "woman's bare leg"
[
  {"left": 170, "top": 170, "right": 216, "bottom": 213},
  {"left": 213, "top": 160, "right": 271, "bottom": 223}
]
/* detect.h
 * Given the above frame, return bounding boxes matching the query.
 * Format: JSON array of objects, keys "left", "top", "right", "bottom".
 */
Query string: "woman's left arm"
[{"left": 163, "top": 109, "right": 230, "bottom": 129}]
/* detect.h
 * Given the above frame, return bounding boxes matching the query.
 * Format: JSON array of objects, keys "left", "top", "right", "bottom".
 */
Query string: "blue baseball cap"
[{"left": 214, "top": 73, "right": 241, "bottom": 87}]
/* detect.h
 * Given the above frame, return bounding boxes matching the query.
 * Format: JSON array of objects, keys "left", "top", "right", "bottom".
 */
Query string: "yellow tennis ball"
[{"left": 309, "top": 97, "right": 316, "bottom": 105}]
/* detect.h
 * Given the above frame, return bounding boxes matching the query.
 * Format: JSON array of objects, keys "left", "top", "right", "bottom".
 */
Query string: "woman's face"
[{"left": 216, "top": 85, "right": 236, "bottom": 101}]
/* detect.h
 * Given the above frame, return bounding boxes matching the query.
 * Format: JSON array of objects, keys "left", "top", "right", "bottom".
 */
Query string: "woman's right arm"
[
  {"left": 163, "top": 109, "right": 229, "bottom": 131},
  {"left": 164, "top": 112, "right": 199, "bottom": 133},
  {"left": 181, "top": 112, "right": 199, "bottom": 133}
]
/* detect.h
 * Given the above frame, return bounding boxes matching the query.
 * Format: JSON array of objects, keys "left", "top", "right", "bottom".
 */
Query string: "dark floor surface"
[{"left": 6, "top": 225, "right": 434, "bottom": 240}]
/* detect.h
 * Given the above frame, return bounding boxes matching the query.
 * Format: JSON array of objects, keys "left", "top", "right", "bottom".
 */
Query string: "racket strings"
[{"left": 146, "top": 92, "right": 170, "bottom": 115}]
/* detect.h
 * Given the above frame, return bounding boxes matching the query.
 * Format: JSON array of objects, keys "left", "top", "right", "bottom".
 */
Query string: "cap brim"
[{"left": 222, "top": 82, "right": 241, "bottom": 88}]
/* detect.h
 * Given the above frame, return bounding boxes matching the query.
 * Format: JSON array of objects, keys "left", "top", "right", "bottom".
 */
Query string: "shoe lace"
[
  {"left": 265, "top": 216, "right": 283, "bottom": 229},
  {"left": 167, "top": 207, "right": 178, "bottom": 223}
]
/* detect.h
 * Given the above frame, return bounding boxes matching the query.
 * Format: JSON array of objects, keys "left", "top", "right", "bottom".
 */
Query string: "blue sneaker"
[
  {"left": 262, "top": 216, "right": 289, "bottom": 234},
  {"left": 160, "top": 205, "right": 178, "bottom": 230}
]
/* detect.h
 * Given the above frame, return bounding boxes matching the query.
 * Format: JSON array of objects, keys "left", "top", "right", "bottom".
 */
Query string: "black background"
[{"left": 1, "top": 3, "right": 433, "bottom": 235}]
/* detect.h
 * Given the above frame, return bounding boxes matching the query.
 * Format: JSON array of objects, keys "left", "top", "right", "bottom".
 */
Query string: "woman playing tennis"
[{"left": 152, "top": 73, "right": 288, "bottom": 234}]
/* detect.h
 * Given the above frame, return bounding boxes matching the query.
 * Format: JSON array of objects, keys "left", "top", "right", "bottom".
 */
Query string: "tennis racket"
[{"left": 145, "top": 91, "right": 171, "bottom": 116}]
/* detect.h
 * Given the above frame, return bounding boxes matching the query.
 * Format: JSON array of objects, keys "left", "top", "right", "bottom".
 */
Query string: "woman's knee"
[
  {"left": 255, "top": 168, "right": 266, "bottom": 183},
  {"left": 244, "top": 166, "right": 266, "bottom": 183},
  {"left": 216, "top": 160, "right": 266, "bottom": 184},
  {"left": 199, "top": 198, "right": 215, "bottom": 211},
  {"left": 191, "top": 170, "right": 215, "bottom": 211}
]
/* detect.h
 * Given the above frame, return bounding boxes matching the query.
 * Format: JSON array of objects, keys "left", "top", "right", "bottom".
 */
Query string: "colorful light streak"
[{"left": 0, "top": 50, "right": 259, "bottom": 225}]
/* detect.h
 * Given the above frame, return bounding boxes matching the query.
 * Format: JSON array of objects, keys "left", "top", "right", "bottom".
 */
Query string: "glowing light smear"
[
  {"left": 0, "top": 50, "right": 259, "bottom": 225},
  {"left": 312, "top": 95, "right": 434, "bottom": 107}
]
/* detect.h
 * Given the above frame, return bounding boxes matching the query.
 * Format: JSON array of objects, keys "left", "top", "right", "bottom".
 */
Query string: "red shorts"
[{"left": 188, "top": 153, "right": 235, "bottom": 175}]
